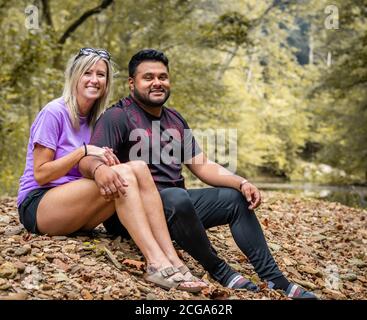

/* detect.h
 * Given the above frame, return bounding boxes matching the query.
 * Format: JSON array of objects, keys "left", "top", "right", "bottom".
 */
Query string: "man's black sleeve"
[{"left": 90, "top": 106, "right": 128, "bottom": 154}]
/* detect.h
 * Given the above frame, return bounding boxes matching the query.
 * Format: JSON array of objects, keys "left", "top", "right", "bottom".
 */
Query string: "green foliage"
[{"left": 309, "top": 0, "right": 367, "bottom": 182}]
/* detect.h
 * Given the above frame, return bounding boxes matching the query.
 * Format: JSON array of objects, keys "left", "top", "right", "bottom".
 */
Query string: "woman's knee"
[
  {"left": 111, "top": 164, "right": 137, "bottom": 185},
  {"left": 126, "top": 160, "right": 148, "bottom": 171},
  {"left": 126, "top": 160, "right": 153, "bottom": 181}
]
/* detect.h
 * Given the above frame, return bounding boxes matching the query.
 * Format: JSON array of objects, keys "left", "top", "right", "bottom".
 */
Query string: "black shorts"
[{"left": 18, "top": 188, "right": 52, "bottom": 234}]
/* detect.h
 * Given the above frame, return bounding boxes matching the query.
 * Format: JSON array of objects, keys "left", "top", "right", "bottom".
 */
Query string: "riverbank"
[{"left": 0, "top": 191, "right": 366, "bottom": 300}]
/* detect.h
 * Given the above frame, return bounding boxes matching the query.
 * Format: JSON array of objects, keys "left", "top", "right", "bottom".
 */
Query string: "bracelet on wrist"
[
  {"left": 92, "top": 163, "right": 105, "bottom": 179},
  {"left": 239, "top": 179, "right": 249, "bottom": 190},
  {"left": 83, "top": 142, "right": 87, "bottom": 157}
]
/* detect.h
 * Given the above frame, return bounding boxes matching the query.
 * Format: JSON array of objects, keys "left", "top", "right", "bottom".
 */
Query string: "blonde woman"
[{"left": 17, "top": 48, "right": 207, "bottom": 292}]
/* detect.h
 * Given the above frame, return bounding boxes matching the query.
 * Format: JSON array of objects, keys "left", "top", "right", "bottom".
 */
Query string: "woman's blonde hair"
[{"left": 63, "top": 50, "right": 114, "bottom": 129}]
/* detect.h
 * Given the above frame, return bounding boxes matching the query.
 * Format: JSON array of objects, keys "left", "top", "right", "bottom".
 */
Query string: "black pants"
[{"left": 104, "top": 187, "right": 284, "bottom": 284}]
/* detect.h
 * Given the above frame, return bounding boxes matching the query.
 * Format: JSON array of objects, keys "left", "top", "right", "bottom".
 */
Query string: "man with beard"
[{"left": 79, "top": 49, "right": 317, "bottom": 299}]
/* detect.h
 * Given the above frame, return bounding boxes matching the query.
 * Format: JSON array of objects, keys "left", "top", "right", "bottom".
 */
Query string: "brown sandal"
[
  {"left": 178, "top": 265, "right": 208, "bottom": 288},
  {"left": 144, "top": 266, "right": 203, "bottom": 293}
]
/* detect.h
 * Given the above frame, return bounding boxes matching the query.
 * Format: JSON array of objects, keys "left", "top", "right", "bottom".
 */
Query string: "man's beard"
[{"left": 133, "top": 87, "right": 171, "bottom": 108}]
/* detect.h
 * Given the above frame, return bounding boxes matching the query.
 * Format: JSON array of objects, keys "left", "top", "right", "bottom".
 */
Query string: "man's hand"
[
  {"left": 86, "top": 145, "right": 120, "bottom": 167},
  {"left": 94, "top": 165, "right": 128, "bottom": 201},
  {"left": 240, "top": 182, "right": 262, "bottom": 210}
]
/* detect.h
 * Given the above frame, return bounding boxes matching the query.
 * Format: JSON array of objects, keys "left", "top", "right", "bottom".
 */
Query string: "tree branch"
[
  {"left": 41, "top": 0, "right": 53, "bottom": 29},
  {"left": 250, "top": 0, "right": 282, "bottom": 30},
  {"left": 58, "top": 0, "right": 114, "bottom": 45}
]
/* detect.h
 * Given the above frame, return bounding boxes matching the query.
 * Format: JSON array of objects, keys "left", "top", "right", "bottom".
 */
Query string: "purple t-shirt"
[{"left": 17, "top": 97, "right": 91, "bottom": 207}]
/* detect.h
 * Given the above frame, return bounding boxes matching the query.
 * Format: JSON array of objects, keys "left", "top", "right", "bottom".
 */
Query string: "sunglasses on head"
[{"left": 75, "top": 47, "right": 111, "bottom": 61}]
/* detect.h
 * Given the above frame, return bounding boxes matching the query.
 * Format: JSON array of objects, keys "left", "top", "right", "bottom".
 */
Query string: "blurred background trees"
[{"left": 0, "top": 0, "right": 366, "bottom": 195}]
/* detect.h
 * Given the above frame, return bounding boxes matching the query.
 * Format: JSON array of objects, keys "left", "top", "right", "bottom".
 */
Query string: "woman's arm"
[
  {"left": 33, "top": 144, "right": 85, "bottom": 185},
  {"left": 33, "top": 144, "right": 118, "bottom": 185}
]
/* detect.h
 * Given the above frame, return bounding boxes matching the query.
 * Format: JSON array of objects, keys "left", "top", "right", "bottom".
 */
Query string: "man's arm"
[
  {"left": 79, "top": 155, "right": 128, "bottom": 200},
  {"left": 79, "top": 155, "right": 103, "bottom": 179},
  {"left": 186, "top": 152, "right": 261, "bottom": 210}
]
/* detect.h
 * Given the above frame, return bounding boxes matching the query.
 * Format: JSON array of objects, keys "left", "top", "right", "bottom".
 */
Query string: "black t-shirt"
[{"left": 90, "top": 96, "right": 202, "bottom": 190}]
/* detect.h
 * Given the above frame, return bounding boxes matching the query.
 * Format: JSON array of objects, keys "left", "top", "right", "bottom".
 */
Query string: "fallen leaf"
[
  {"left": 299, "top": 265, "right": 322, "bottom": 277},
  {"left": 122, "top": 259, "right": 145, "bottom": 271},
  {"left": 53, "top": 258, "right": 70, "bottom": 272},
  {"left": 0, "top": 262, "right": 18, "bottom": 279},
  {"left": 293, "top": 279, "right": 317, "bottom": 290},
  {"left": 262, "top": 218, "right": 269, "bottom": 228},
  {"left": 283, "top": 257, "right": 295, "bottom": 266},
  {"left": 268, "top": 242, "right": 282, "bottom": 252},
  {"left": 210, "top": 288, "right": 229, "bottom": 300},
  {"left": 104, "top": 247, "right": 123, "bottom": 270},
  {"left": 0, "top": 292, "right": 28, "bottom": 300},
  {"left": 83, "top": 259, "right": 98, "bottom": 266},
  {"left": 81, "top": 289, "right": 93, "bottom": 300}
]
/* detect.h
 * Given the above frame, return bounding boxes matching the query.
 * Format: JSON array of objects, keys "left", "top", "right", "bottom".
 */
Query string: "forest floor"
[{"left": 0, "top": 191, "right": 366, "bottom": 300}]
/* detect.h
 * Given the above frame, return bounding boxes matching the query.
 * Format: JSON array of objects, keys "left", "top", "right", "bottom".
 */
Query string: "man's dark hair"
[{"left": 128, "top": 49, "right": 169, "bottom": 77}]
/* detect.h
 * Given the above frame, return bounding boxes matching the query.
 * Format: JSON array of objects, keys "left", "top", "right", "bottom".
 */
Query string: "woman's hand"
[{"left": 86, "top": 145, "right": 120, "bottom": 166}]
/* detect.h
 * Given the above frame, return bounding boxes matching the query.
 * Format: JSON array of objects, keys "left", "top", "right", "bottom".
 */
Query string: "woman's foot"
[
  {"left": 177, "top": 265, "right": 208, "bottom": 288},
  {"left": 144, "top": 265, "right": 205, "bottom": 293}
]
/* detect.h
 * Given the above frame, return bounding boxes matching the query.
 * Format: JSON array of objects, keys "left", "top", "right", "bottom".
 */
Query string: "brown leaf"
[
  {"left": 201, "top": 287, "right": 211, "bottom": 297},
  {"left": 237, "top": 255, "right": 248, "bottom": 263},
  {"left": 210, "top": 288, "right": 229, "bottom": 300},
  {"left": 293, "top": 279, "right": 317, "bottom": 290},
  {"left": 0, "top": 292, "right": 28, "bottom": 300},
  {"left": 283, "top": 257, "right": 295, "bottom": 266},
  {"left": 83, "top": 259, "right": 98, "bottom": 266},
  {"left": 176, "top": 250, "right": 184, "bottom": 259},
  {"left": 104, "top": 247, "right": 123, "bottom": 270},
  {"left": 0, "top": 262, "right": 18, "bottom": 279},
  {"left": 81, "top": 273, "right": 93, "bottom": 283},
  {"left": 298, "top": 265, "right": 322, "bottom": 277},
  {"left": 81, "top": 289, "right": 93, "bottom": 300},
  {"left": 53, "top": 258, "right": 70, "bottom": 272},
  {"left": 22, "top": 233, "right": 33, "bottom": 242},
  {"left": 322, "top": 288, "right": 347, "bottom": 300},
  {"left": 122, "top": 259, "right": 145, "bottom": 271}
]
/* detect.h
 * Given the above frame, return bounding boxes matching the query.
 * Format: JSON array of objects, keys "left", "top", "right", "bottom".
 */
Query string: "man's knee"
[
  {"left": 217, "top": 188, "right": 250, "bottom": 217},
  {"left": 160, "top": 188, "right": 194, "bottom": 218},
  {"left": 220, "top": 188, "right": 245, "bottom": 205}
]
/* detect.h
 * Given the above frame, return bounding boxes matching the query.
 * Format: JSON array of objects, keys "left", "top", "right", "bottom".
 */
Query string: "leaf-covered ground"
[{"left": 0, "top": 192, "right": 366, "bottom": 300}]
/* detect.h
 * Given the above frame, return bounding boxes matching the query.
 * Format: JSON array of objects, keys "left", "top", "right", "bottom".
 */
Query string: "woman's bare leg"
[
  {"left": 108, "top": 164, "right": 173, "bottom": 269},
  {"left": 126, "top": 161, "right": 189, "bottom": 268},
  {"left": 36, "top": 164, "right": 172, "bottom": 269},
  {"left": 36, "top": 177, "right": 115, "bottom": 235}
]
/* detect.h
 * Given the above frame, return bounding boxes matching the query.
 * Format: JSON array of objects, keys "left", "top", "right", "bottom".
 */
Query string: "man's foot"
[
  {"left": 267, "top": 278, "right": 318, "bottom": 300},
  {"left": 225, "top": 273, "right": 259, "bottom": 292},
  {"left": 285, "top": 283, "right": 319, "bottom": 300}
]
